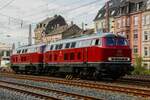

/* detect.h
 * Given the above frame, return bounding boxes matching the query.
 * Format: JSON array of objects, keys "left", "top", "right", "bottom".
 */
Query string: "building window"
[
  {"left": 134, "top": 16, "right": 138, "bottom": 26},
  {"left": 147, "top": 0, "right": 150, "bottom": 9},
  {"left": 144, "top": 47, "right": 148, "bottom": 56},
  {"left": 133, "top": 46, "right": 138, "bottom": 54},
  {"left": 133, "top": 30, "right": 138, "bottom": 45},
  {"left": 127, "top": 17, "right": 130, "bottom": 26},
  {"left": 143, "top": 31, "right": 149, "bottom": 41},
  {"left": 117, "top": 19, "right": 121, "bottom": 28},
  {"left": 143, "top": 15, "right": 150, "bottom": 25},
  {"left": 143, "top": 63, "right": 149, "bottom": 69},
  {"left": 133, "top": 30, "right": 138, "bottom": 38},
  {"left": 122, "top": 18, "right": 126, "bottom": 27},
  {"left": 146, "top": 15, "right": 150, "bottom": 25}
]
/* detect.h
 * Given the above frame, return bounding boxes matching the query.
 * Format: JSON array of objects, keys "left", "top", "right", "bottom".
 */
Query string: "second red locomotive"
[{"left": 11, "top": 33, "right": 134, "bottom": 80}]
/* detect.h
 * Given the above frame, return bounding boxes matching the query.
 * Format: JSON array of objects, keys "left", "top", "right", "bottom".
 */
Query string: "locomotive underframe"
[{"left": 11, "top": 62, "right": 133, "bottom": 80}]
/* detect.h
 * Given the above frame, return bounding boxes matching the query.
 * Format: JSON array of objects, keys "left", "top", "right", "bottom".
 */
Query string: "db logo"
[
  {"left": 117, "top": 50, "right": 122, "bottom": 56},
  {"left": 59, "top": 51, "right": 62, "bottom": 56}
]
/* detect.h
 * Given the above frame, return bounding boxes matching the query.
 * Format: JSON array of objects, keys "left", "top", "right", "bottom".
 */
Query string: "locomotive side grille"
[{"left": 108, "top": 57, "right": 130, "bottom": 62}]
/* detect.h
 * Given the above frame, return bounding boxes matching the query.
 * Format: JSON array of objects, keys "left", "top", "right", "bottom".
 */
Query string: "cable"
[
  {"left": 0, "top": 0, "right": 15, "bottom": 10},
  {"left": 23, "top": 0, "right": 83, "bottom": 18},
  {"left": 55, "top": 0, "right": 99, "bottom": 14}
]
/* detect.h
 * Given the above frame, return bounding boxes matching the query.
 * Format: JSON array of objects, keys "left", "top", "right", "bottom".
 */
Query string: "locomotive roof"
[
  {"left": 48, "top": 33, "right": 125, "bottom": 45},
  {"left": 16, "top": 43, "right": 45, "bottom": 50}
]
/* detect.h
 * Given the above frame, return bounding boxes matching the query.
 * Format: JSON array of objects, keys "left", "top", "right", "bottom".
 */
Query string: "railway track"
[
  {"left": 0, "top": 73, "right": 150, "bottom": 98},
  {"left": 116, "top": 78, "right": 150, "bottom": 88},
  {"left": 0, "top": 79, "right": 99, "bottom": 100}
]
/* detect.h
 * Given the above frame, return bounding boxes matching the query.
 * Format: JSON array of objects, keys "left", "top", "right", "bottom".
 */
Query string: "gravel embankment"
[{"left": 0, "top": 76, "right": 148, "bottom": 100}]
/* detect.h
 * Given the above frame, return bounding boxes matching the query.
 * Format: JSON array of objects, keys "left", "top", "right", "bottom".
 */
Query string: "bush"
[{"left": 132, "top": 56, "right": 146, "bottom": 75}]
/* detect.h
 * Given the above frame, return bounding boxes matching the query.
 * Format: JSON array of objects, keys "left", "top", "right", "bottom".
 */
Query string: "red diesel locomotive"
[{"left": 11, "top": 33, "right": 134, "bottom": 79}]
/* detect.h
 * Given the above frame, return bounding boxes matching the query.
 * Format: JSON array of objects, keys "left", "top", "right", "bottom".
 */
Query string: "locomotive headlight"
[
  {"left": 108, "top": 57, "right": 112, "bottom": 61},
  {"left": 127, "top": 58, "right": 130, "bottom": 61}
]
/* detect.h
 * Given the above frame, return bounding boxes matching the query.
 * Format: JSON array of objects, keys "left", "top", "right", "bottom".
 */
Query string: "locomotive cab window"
[
  {"left": 65, "top": 43, "right": 70, "bottom": 48},
  {"left": 117, "top": 38, "right": 128, "bottom": 46},
  {"left": 24, "top": 49, "right": 28, "bottom": 53},
  {"left": 92, "top": 39, "right": 101, "bottom": 46},
  {"left": 50, "top": 45, "right": 54, "bottom": 50},
  {"left": 22, "top": 49, "right": 25, "bottom": 53},
  {"left": 105, "top": 38, "right": 116, "bottom": 46},
  {"left": 55, "top": 45, "right": 59, "bottom": 50},
  {"left": 18, "top": 50, "right": 21, "bottom": 54},
  {"left": 71, "top": 42, "right": 76, "bottom": 48},
  {"left": 59, "top": 44, "right": 63, "bottom": 49},
  {"left": 95, "top": 39, "right": 99, "bottom": 45}
]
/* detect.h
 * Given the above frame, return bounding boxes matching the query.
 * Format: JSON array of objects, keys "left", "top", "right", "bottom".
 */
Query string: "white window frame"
[
  {"left": 143, "top": 31, "right": 149, "bottom": 41},
  {"left": 144, "top": 46, "right": 149, "bottom": 57},
  {"left": 134, "top": 16, "right": 138, "bottom": 26}
]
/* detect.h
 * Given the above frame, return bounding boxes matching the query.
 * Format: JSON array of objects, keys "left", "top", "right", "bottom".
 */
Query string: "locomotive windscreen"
[{"left": 105, "top": 37, "right": 128, "bottom": 46}]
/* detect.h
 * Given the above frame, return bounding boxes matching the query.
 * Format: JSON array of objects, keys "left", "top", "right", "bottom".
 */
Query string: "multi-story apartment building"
[
  {"left": 142, "top": 0, "right": 150, "bottom": 69},
  {"left": 115, "top": 0, "right": 145, "bottom": 61}
]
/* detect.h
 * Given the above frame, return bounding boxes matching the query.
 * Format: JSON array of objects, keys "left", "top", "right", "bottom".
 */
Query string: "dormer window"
[
  {"left": 40, "top": 24, "right": 42, "bottom": 28},
  {"left": 109, "top": 2, "right": 113, "bottom": 7},
  {"left": 43, "top": 24, "right": 46, "bottom": 27},
  {"left": 111, "top": 10, "right": 115, "bottom": 15},
  {"left": 138, "top": 2, "right": 143, "bottom": 10},
  {"left": 147, "top": 0, "right": 150, "bottom": 9}
]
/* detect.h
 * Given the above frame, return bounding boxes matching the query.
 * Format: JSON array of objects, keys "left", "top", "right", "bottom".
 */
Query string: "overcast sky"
[{"left": 0, "top": 0, "right": 105, "bottom": 46}]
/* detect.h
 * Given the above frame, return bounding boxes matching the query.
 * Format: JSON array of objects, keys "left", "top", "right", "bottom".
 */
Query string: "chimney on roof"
[
  {"left": 71, "top": 21, "right": 74, "bottom": 26},
  {"left": 54, "top": 14, "right": 58, "bottom": 18}
]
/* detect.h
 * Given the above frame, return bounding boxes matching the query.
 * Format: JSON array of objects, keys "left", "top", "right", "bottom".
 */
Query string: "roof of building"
[
  {"left": 46, "top": 24, "right": 82, "bottom": 36},
  {"left": 94, "top": 0, "right": 149, "bottom": 21},
  {"left": 94, "top": 0, "right": 122, "bottom": 21},
  {"left": 0, "top": 42, "right": 11, "bottom": 51},
  {"left": 37, "top": 15, "right": 65, "bottom": 27}
]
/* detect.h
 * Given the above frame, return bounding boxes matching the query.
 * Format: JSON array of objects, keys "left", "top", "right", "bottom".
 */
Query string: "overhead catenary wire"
[
  {"left": 0, "top": 0, "right": 104, "bottom": 33},
  {"left": 0, "top": 0, "right": 15, "bottom": 10},
  {"left": 23, "top": 0, "right": 103, "bottom": 23},
  {"left": 23, "top": 0, "right": 83, "bottom": 18}
]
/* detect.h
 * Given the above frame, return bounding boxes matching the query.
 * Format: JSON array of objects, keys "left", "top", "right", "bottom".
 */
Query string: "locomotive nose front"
[{"left": 100, "top": 36, "right": 134, "bottom": 78}]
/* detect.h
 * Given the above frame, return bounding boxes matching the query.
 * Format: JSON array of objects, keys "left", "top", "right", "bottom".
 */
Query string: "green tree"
[{"left": 132, "top": 56, "right": 146, "bottom": 75}]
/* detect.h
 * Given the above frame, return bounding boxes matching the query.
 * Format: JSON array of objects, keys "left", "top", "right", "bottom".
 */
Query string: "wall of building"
[
  {"left": 130, "top": 12, "right": 143, "bottom": 63},
  {"left": 114, "top": 15, "right": 130, "bottom": 38},
  {"left": 142, "top": 11, "right": 150, "bottom": 69},
  {"left": 94, "top": 17, "right": 115, "bottom": 33}
]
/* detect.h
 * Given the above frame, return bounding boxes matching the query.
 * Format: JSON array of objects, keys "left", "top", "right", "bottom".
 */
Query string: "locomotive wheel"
[{"left": 93, "top": 72, "right": 101, "bottom": 80}]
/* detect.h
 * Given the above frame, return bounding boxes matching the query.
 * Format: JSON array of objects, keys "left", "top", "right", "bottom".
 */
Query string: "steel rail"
[
  {"left": 1, "top": 73, "right": 150, "bottom": 98},
  {"left": 0, "top": 80, "right": 100, "bottom": 100}
]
